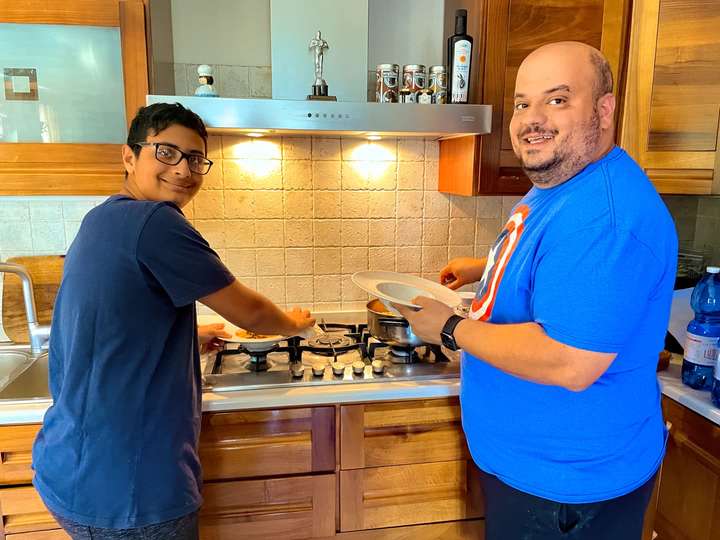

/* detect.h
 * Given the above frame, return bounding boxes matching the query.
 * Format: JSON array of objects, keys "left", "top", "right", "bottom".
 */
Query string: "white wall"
[
  {"left": 368, "top": 0, "right": 445, "bottom": 70},
  {"left": 270, "top": 0, "right": 369, "bottom": 102},
  {"left": 171, "top": 0, "right": 271, "bottom": 66}
]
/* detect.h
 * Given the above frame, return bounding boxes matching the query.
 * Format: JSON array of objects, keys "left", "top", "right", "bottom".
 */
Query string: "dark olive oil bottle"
[{"left": 447, "top": 9, "right": 473, "bottom": 103}]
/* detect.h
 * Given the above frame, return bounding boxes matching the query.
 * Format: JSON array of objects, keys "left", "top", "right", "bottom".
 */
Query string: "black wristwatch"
[{"left": 440, "top": 314, "right": 465, "bottom": 351}]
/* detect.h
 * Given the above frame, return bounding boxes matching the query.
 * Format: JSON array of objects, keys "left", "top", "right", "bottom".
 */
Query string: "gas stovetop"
[{"left": 202, "top": 322, "right": 460, "bottom": 392}]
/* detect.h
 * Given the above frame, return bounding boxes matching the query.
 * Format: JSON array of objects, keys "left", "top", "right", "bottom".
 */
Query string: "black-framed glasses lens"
[{"left": 137, "top": 143, "right": 212, "bottom": 175}]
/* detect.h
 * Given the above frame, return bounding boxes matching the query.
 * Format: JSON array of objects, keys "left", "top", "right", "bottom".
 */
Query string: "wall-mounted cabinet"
[
  {"left": 439, "top": 0, "right": 631, "bottom": 196},
  {"left": 619, "top": 0, "right": 720, "bottom": 195},
  {"left": 0, "top": 0, "right": 148, "bottom": 196}
]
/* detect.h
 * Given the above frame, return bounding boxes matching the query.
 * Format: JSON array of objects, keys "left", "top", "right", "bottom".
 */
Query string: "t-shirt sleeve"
[
  {"left": 137, "top": 204, "right": 235, "bottom": 307},
  {"left": 531, "top": 226, "right": 660, "bottom": 353}
]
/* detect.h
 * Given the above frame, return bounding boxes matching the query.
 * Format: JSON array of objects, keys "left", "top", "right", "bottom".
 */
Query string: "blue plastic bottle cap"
[{"left": 707, "top": 266, "right": 720, "bottom": 274}]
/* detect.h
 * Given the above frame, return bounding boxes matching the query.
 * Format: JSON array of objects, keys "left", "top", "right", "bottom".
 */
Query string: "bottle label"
[
  {"left": 451, "top": 40, "right": 472, "bottom": 103},
  {"left": 684, "top": 332, "right": 719, "bottom": 367}
]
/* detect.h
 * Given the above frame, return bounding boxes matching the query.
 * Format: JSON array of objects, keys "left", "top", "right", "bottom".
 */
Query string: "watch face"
[{"left": 441, "top": 331, "right": 458, "bottom": 351}]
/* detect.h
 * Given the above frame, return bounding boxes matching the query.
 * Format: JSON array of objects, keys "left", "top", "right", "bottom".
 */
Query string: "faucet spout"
[{"left": 0, "top": 262, "right": 51, "bottom": 353}]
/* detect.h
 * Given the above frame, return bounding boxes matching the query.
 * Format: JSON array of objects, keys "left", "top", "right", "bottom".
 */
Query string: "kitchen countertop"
[{"left": 0, "top": 353, "right": 717, "bottom": 427}]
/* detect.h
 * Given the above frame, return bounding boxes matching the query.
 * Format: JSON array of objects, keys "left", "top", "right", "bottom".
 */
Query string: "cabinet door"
[
  {"left": 619, "top": 0, "right": 720, "bottom": 194},
  {"left": 340, "top": 460, "right": 483, "bottom": 532},
  {"left": 200, "top": 407, "right": 335, "bottom": 481},
  {"left": 0, "top": 0, "right": 148, "bottom": 195},
  {"left": 6, "top": 531, "right": 69, "bottom": 540},
  {"left": 655, "top": 397, "right": 720, "bottom": 540},
  {"left": 0, "top": 485, "right": 60, "bottom": 536},
  {"left": 439, "top": 0, "right": 631, "bottom": 195},
  {"left": 0, "top": 424, "right": 40, "bottom": 486},
  {"left": 340, "top": 398, "right": 468, "bottom": 469},
  {"left": 199, "top": 474, "right": 335, "bottom": 540}
]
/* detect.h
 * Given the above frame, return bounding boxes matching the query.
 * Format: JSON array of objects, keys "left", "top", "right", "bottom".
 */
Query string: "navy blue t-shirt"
[
  {"left": 32, "top": 195, "right": 234, "bottom": 528},
  {"left": 461, "top": 147, "right": 678, "bottom": 503}
]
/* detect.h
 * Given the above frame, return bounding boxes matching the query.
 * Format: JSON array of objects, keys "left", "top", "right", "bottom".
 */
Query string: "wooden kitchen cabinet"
[
  {"left": 339, "top": 398, "right": 482, "bottom": 533},
  {"left": 619, "top": 0, "right": 720, "bottom": 195},
  {"left": 200, "top": 407, "right": 335, "bottom": 481},
  {"left": 654, "top": 396, "right": 720, "bottom": 540},
  {"left": 439, "top": 0, "right": 632, "bottom": 195},
  {"left": 0, "top": 0, "right": 148, "bottom": 196},
  {"left": 200, "top": 474, "right": 336, "bottom": 540},
  {"left": 0, "top": 485, "right": 64, "bottom": 537}
]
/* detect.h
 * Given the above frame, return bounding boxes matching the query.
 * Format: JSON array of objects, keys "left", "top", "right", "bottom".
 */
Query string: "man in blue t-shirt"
[
  {"left": 395, "top": 42, "right": 677, "bottom": 539},
  {"left": 32, "top": 103, "right": 315, "bottom": 539}
]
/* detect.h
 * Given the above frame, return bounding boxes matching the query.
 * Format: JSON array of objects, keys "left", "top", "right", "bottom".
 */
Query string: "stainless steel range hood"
[{"left": 146, "top": 95, "right": 492, "bottom": 139}]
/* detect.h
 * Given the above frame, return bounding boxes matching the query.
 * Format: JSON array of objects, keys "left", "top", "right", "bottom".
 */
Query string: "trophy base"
[{"left": 307, "top": 95, "right": 337, "bottom": 101}]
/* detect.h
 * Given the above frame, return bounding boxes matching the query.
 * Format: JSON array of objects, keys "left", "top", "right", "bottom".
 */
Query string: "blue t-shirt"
[
  {"left": 462, "top": 146, "right": 677, "bottom": 503},
  {"left": 32, "top": 195, "right": 235, "bottom": 528}
]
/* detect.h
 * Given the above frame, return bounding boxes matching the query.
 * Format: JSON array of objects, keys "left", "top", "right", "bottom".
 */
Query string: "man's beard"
[{"left": 518, "top": 111, "right": 602, "bottom": 187}]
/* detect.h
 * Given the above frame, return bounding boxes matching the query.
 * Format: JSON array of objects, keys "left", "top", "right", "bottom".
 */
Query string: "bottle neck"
[{"left": 455, "top": 15, "right": 467, "bottom": 35}]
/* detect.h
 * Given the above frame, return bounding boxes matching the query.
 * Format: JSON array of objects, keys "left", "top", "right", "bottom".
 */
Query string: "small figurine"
[
  {"left": 194, "top": 64, "right": 218, "bottom": 97},
  {"left": 307, "top": 31, "right": 336, "bottom": 101}
]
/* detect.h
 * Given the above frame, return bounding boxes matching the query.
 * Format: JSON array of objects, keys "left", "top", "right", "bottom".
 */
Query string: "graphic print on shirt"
[{"left": 469, "top": 204, "right": 529, "bottom": 321}]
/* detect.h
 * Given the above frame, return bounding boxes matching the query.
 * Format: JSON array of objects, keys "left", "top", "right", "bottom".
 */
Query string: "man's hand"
[
  {"left": 393, "top": 297, "right": 455, "bottom": 345},
  {"left": 198, "top": 323, "right": 232, "bottom": 354},
  {"left": 286, "top": 306, "right": 316, "bottom": 334},
  {"left": 440, "top": 257, "right": 487, "bottom": 290}
]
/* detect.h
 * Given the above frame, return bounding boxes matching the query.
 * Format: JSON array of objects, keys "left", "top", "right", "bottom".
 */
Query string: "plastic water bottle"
[{"left": 682, "top": 266, "right": 720, "bottom": 391}]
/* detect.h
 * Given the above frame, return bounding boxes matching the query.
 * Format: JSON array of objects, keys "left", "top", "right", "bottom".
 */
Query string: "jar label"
[{"left": 684, "top": 332, "right": 719, "bottom": 367}]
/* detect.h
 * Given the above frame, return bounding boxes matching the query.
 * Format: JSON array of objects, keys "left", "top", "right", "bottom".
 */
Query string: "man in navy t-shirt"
[
  {"left": 32, "top": 103, "right": 314, "bottom": 539},
  {"left": 395, "top": 42, "right": 677, "bottom": 539}
]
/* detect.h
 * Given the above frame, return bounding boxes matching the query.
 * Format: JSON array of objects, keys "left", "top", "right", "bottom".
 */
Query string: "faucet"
[{"left": 0, "top": 262, "right": 51, "bottom": 354}]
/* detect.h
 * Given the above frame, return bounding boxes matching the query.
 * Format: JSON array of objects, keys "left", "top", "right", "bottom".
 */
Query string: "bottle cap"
[
  {"left": 197, "top": 64, "right": 213, "bottom": 76},
  {"left": 707, "top": 266, "right": 720, "bottom": 274}
]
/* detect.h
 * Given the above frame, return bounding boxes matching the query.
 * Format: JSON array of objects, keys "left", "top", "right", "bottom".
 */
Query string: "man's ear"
[
  {"left": 121, "top": 145, "right": 137, "bottom": 177},
  {"left": 597, "top": 93, "right": 616, "bottom": 130}
]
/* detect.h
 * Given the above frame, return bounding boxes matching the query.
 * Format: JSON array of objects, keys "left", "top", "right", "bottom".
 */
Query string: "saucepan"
[{"left": 366, "top": 299, "right": 424, "bottom": 348}]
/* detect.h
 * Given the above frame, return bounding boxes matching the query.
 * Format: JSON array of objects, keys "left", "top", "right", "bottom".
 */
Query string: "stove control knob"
[
  {"left": 312, "top": 363, "right": 327, "bottom": 377},
  {"left": 371, "top": 359, "right": 385, "bottom": 374},
  {"left": 290, "top": 364, "right": 305, "bottom": 378},
  {"left": 332, "top": 362, "right": 346, "bottom": 376},
  {"left": 352, "top": 360, "right": 366, "bottom": 375}
]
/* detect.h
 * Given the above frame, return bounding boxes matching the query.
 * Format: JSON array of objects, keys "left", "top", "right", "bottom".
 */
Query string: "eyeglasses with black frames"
[{"left": 133, "top": 142, "right": 213, "bottom": 175}]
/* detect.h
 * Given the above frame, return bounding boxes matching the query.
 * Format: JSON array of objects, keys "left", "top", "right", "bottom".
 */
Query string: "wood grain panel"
[
  {"left": 6, "top": 530, "right": 70, "bottom": 540},
  {"left": 316, "top": 520, "right": 484, "bottom": 539},
  {"left": 655, "top": 397, "right": 720, "bottom": 540},
  {"left": 341, "top": 399, "right": 468, "bottom": 470},
  {"left": 119, "top": 0, "right": 149, "bottom": 125},
  {"left": 200, "top": 408, "right": 335, "bottom": 481},
  {"left": 340, "top": 461, "right": 483, "bottom": 532},
  {"left": 439, "top": 136, "right": 481, "bottom": 196},
  {"left": 199, "top": 474, "right": 335, "bottom": 540},
  {"left": 0, "top": 0, "right": 119, "bottom": 26},
  {"left": 0, "top": 486, "right": 58, "bottom": 536},
  {"left": 2, "top": 257, "right": 64, "bottom": 345},
  {"left": 0, "top": 425, "right": 41, "bottom": 486}
]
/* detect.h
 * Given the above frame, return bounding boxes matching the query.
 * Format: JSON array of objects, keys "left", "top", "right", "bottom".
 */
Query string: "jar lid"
[
  {"left": 403, "top": 64, "right": 426, "bottom": 70},
  {"left": 429, "top": 65, "right": 446, "bottom": 73},
  {"left": 377, "top": 63, "right": 399, "bottom": 70}
]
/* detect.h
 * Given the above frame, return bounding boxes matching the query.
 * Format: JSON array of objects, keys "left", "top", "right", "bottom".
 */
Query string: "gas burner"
[
  {"left": 308, "top": 334, "right": 355, "bottom": 349},
  {"left": 213, "top": 345, "right": 279, "bottom": 373}
]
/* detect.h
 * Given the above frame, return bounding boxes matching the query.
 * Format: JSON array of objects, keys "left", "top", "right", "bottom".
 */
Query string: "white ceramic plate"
[
  {"left": 352, "top": 271, "right": 462, "bottom": 315},
  {"left": 197, "top": 314, "right": 314, "bottom": 351}
]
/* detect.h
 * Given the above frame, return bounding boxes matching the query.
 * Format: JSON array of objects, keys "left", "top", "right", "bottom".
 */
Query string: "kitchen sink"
[{"left": 0, "top": 345, "right": 50, "bottom": 400}]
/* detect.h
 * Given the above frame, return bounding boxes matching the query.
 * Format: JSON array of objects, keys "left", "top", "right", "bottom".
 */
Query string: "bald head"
[{"left": 509, "top": 41, "right": 616, "bottom": 188}]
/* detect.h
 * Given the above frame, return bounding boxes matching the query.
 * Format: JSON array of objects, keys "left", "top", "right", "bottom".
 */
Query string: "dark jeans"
[
  {"left": 51, "top": 511, "right": 199, "bottom": 540},
  {"left": 478, "top": 469, "right": 657, "bottom": 540}
]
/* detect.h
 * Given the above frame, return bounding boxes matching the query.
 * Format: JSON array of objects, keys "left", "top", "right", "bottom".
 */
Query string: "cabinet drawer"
[
  {"left": 0, "top": 424, "right": 41, "bottom": 486},
  {"left": 7, "top": 530, "right": 70, "bottom": 539},
  {"left": 317, "top": 519, "right": 484, "bottom": 539},
  {"left": 339, "top": 460, "right": 483, "bottom": 531},
  {"left": 340, "top": 399, "right": 468, "bottom": 469},
  {"left": 0, "top": 485, "right": 59, "bottom": 536},
  {"left": 200, "top": 474, "right": 335, "bottom": 539},
  {"left": 200, "top": 407, "right": 335, "bottom": 481}
]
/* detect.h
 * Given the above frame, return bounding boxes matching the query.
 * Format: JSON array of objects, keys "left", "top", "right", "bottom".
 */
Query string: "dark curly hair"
[{"left": 126, "top": 102, "right": 208, "bottom": 155}]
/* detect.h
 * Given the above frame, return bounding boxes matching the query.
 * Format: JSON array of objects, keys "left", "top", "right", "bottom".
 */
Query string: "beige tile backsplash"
[{"left": 0, "top": 136, "right": 520, "bottom": 330}]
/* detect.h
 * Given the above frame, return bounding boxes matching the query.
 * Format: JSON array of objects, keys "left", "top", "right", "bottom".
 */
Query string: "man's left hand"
[
  {"left": 199, "top": 323, "right": 232, "bottom": 354},
  {"left": 393, "top": 296, "right": 455, "bottom": 345}
]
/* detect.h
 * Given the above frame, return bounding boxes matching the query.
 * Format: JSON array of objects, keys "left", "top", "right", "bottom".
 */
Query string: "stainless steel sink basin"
[{"left": 0, "top": 345, "right": 50, "bottom": 400}]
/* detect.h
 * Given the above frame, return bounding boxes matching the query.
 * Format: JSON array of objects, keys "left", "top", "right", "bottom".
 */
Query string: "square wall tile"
[
  {"left": 31, "top": 221, "right": 65, "bottom": 252},
  {"left": 449, "top": 195, "right": 476, "bottom": 218},
  {"left": 398, "top": 138, "right": 425, "bottom": 161},
  {"left": 226, "top": 248, "right": 257, "bottom": 276},
  {"left": 283, "top": 160, "right": 312, "bottom": 190},
  {"left": 224, "top": 190, "right": 255, "bottom": 219},
  {"left": 373, "top": 138, "right": 397, "bottom": 161},
  {"left": 341, "top": 139, "right": 368, "bottom": 160},
  {"left": 254, "top": 219, "right": 284, "bottom": 247},
  {"left": 342, "top": 219, "right": 369, "bottom": 246},
  {"left": 285, "top": 219, "right": 313, "bottom": 247},
  {"left": 341, "top": 191, "right": 369, "bottom": 218},
  {"left": 396, "top": 246, "right": 421, "bottom": 273},
  {"left": 342, "top": 275, "right": 367, "bottom": 301},
  {"left": 0, "top": 222, "right": 32, "bottom": 251},
  {"left": 312, "top": 138, "right": 341, "bottom": 160},
  {"left": 422, "top": 219, "right": 449, "bottom": 246},
  {"left": 257, "top": 276, "right": 285, "bottom": 304},
  {"left": 313, "top": 161, "right": 341, "bottom": 190},
  {"left": 368, "top": 247, "right": 395, "bottom": 271},
  {"left": 62, "top": 200, "right": 97, "bottom": 221},
  {"left": 283, "top": 137, "right": 312, "bottom": 160},
  {"left": 218, "top": 65, "right": 249, "bottom": 98},
  {"left": 285, "top": 276, "right": 314, "bottom": 304},
  {"left": 284, "top": 191, "right": 313, "bottom": 219},
  {"left": 476, "top": 196, "right": 502, "bottom": 218},
  {"left": 314, "top": 191, "right": 341, "bottom": 219},
  {"left": 194, "top": 190, "right": 224, "bottom": 220},
  {"left": 369, "top": 219, "right": 395, "bottom": 246},
  {"left": 449, "top": 245, "right": 475, "bottom": 261},
  {"left": 424, "top": 161, "right": 439, "bottom": 191},
  {"left": 368, "top": 191, "right": 396, "bottom": 218},
  {"left": 202, "top": 162, "right": 223, "bottom": 189},
  {"left": 314, "top": 275, "right": 341, "bottom": 302},
  {"left": 314, "top": 247, "right": 341, "bottom": 274},
  {"left": 254, "top": 191, "right": 284, "bottom": 218},
  {"left": 224, "top": 220, "right": 254, "bottom": 248},
  {"left": 250, "top": 67, "right": 272, "bottom": 98},
  {"left": 342, "top": 161, "right": 369, "bottom": 190},
  {"left": 195, "top": 220, "right": 227, "bottom": 249},
  {"left": 285, "top": 248, "right": 313, "bottom": 275},
  {"left": 222, "top": 136, "right": 258, "bottom": 159},
  {"left": 29, "top": 201, "right": 62, "bottom": 221},
  {"left": 397, "top": 162, "right": 424, "bottom": 190},
  {"left": 396, "top": 218, "right": 422, "bottom": 246},
  {"left": 341, "top": 247, "right": 368, "bottom": 273},
  {"left": 0, "top": 201, "right": 29, "bottom": 221},
  {"left": 476, "top": 218, "right": 502, "bottom": 245},
  {"left": 314, "top": 220, "right": 341, "bottom": 246},
  {"left": 425, "top": 139, "right": 439, "bottom": 161},
  {"left": 449, "top": 218, "right": 476, "bottom": 245},
  {"left": 64, "top": 221, "right": 81, "bottom": 248},
  {"left": 397, "top": 191, "right": 423, "bottom": 218},
  {"left": 368, "top": 162, "right": 397, "bottom": 190},
  {"left": 424, "top": 191, "right": 450, "bottom": 218},
  {"left": 256, "top": 248, "right": 285, "bottom": 276},
  {"left": 422, "top": 246, "right": 448, "bottom": 273}
]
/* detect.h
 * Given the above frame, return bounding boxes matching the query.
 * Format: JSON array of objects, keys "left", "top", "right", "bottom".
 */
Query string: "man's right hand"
[
  {"left": 285, "top": 306, "right": 316, "bottom": 333},
  {"left": 440, "top": 257, "right": 487, "bottom": 290}
]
